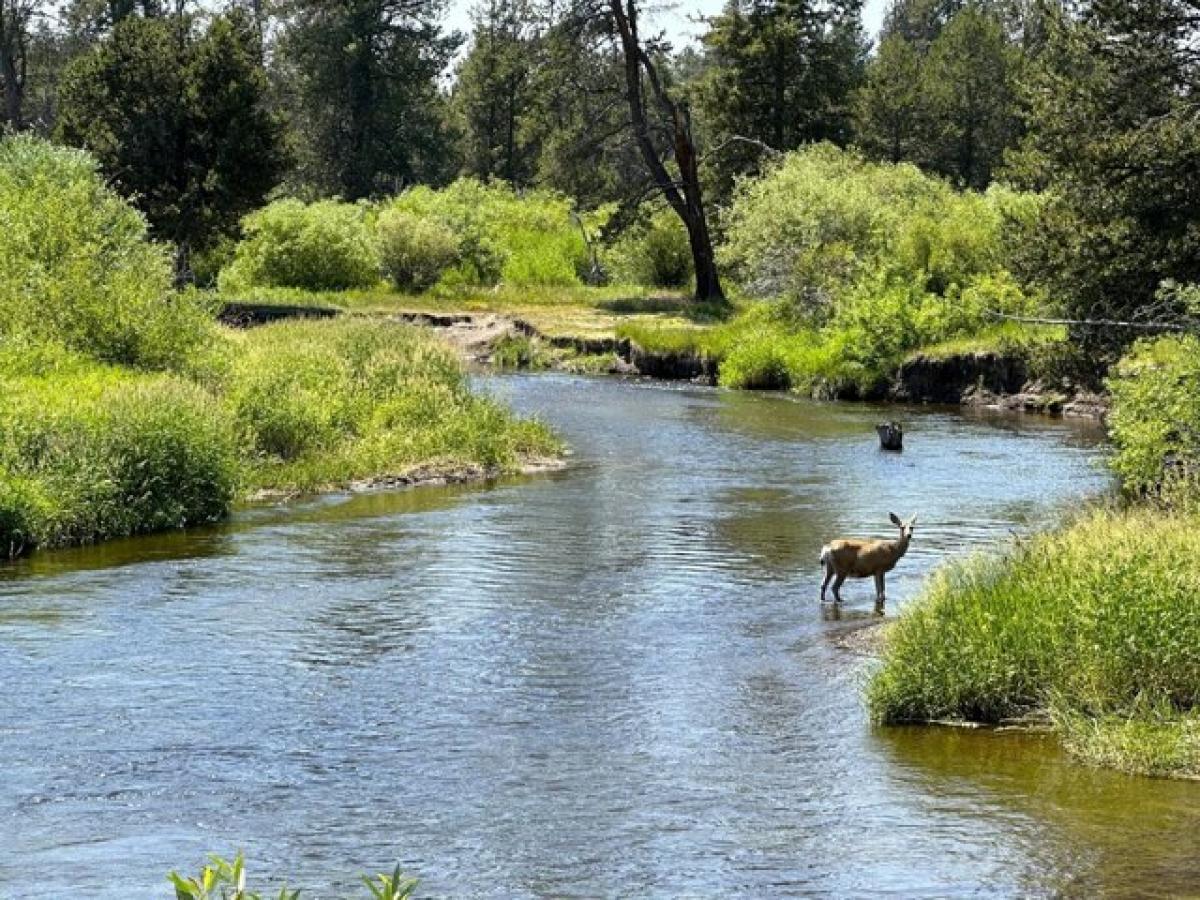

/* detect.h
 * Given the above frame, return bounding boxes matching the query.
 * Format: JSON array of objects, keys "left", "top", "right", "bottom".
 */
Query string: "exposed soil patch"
[
  {"left": 245, "top": 456, "right": 567, "bottom": 504},
  {"left": 896, "top": 350, "right": 1108, "bottom": 419}
]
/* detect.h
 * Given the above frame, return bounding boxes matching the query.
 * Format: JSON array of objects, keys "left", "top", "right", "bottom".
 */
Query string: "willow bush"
[
  {"left": 385, "top": 179, "right": 587, "bottom": 288},
  {"left": 1106, "top": 334, "right": 1200, "bottom": 502},
  {"left": 706, "top": 144, "right": 1042, "bottom": 393},
  {"left": 0, "top": 134, "right": 216, "bottom": 370},
  {"left": 219, "top": 198, "right": 381, "bottom": 292}
]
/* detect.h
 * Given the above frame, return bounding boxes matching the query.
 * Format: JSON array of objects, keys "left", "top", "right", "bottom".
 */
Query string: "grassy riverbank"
[
  {"left": 870, "top": 332, "right": 1200, "bottom": 779},
  {"left": 0, "top": 321, "right": 561, "bottom": 557},
  {"left": 868, "top": 509, "right": 1200, "bottom": 778},
  {"left": 0, "top": 137, "right": 561, "bottom": 558}
]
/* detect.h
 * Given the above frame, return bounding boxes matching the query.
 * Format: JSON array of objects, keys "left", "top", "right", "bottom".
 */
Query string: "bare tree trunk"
[
  {"left": 0, "top": 0, "right": 29, "bottom": 130},
  {"left": 610, "top": 0, "right": 725, "bottom": 304}
]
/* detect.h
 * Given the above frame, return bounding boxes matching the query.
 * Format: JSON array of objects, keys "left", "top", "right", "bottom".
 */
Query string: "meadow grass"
[
  {"left": 868, "top": 508, "right": 1200, "bottom": 777},
  {"left": 0, "top": 348, "right": 239, "bottom": 555},
  {"left": 216, "top": 319, "right": 563, "bottom": 493},
  {"left": 0, "top": 321, "right": 563, "bottom": 557}
]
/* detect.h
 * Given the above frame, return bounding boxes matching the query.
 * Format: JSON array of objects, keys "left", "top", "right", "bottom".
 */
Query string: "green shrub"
[
  {"left": 0, "top": 360, "right": 239, "bottom": 554},
  {"left": 605, "top": 208, "right": 693, "bottom": 288},
  {"left": 220, "top": 199, "right": 380, "bottom": 292},
  {"left": 868, "top": 509, "right": 1200, "bottom": 776},
  {"left": 717, "top": 324, "right": 801, "bottom": 390},
  {"left": 721, "top": 144, "right": 1008, "bottom": 310},
  {"left": 491, "top": 332, "right": 554, "bottom": 370},
  {"left": 169, "top": 851, "right": 417, "bottom": 900},
  {"left": 387, "top": 179, "right": 587, "bottom": 288},
  {"left": 710, "top": 145, "right": 1042, "bottom": 391},
  {"left": 0, "top": 134, "right": 216, "bottom": 370},
  {"left": 376, "top": 207, "right": 461, "bottom": 291},
  {"left": 1107, "top": 334, "right": 1200, "bottom": 500}
]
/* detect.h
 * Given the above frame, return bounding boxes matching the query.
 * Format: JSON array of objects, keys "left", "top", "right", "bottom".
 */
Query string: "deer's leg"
[
  {"left": 821, "top": 564, "right": 834, "bottom": 602},
  {"left": 832, "top": 573, "right": 847, "bottom": 604},
  {"left": 874, "top": 572, "right": 886, "bottom": 604}
]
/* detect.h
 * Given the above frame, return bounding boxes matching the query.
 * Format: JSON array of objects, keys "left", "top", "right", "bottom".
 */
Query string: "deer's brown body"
[{"left": 820, "top": 513, "right": 916, "bottom": 605}]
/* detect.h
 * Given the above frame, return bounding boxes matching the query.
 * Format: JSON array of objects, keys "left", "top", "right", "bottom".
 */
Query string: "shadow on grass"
[{"left": 596, "top": 293, "right": 735, "bottom": 323}]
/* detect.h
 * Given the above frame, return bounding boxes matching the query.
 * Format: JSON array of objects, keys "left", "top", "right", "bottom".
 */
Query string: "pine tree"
[
  {"left": 56, "top": 10, "right": 289, "bottom": 274},
  {"left": 452, "top": 0, "right": 539, "bottom": 185},
  {"left": 275, "top": 0, "right": 461, "bottom": 199},
  {"left": 698, "top": 0, "right": 866, "bottom": 194},
  {"left": 1008, "top": 0, "right": 1200, "bottom": 333},
  {"left": 854, "top": 2, "right": 1019, "bottom": 188}
]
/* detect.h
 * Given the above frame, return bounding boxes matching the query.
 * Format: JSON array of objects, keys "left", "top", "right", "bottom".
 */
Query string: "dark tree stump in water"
[{"left": 877, "top": 421, "right": 903, "bottom": 452}]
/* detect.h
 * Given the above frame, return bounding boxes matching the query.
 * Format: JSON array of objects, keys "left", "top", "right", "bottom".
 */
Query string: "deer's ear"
[
  {"left": 908, "top": 515, "right": 918, "bottom": 527},
  {"left": 889, "top": 512, "right": 902, "bottom": 527}
]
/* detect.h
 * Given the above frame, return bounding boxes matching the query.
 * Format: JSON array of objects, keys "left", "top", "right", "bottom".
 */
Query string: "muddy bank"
[
  {"left": 387, "top": 310, "right": 719, "bottom": 384},
  {"left": 894, "top": 351, "right": 1107, "bottom": 418},
  {"left": 219, "top": 301, "right": 340, "bottom": 326},
  {"left": 245, "top": 456, "right": 567, "bottom": 504}
]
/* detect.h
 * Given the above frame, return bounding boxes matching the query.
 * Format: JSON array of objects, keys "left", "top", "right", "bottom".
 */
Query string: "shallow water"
[{"left": 2, "top": 374, "right": 1194, "bottom": 898}]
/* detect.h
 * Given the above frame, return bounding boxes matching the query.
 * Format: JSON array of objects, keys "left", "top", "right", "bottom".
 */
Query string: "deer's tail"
[{"left": 819, "top": 545, "right": 831, "bottom": 568}]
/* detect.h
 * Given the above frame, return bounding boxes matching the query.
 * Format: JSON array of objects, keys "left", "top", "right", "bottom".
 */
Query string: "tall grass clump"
[
  {"left": 0, "top": 134, "right": 216, "bottom": 370},
  {"left": 1106, "top": 333, "right": 1200, "bottom": 502},
  {"left": 0, "top": 357, "right": 238, "bottom": 556},
  {"left": 223, "top": 319, "right": 561, "bottom": 491},
  {"left": 868, "top": 508, "right": 1200, "bottom": 776},
  {"left": 386, "top": 179, "right": 587, "bottom": 288},
  {"left": 219, "top": 198, "right": 380, "bottom": 292}
]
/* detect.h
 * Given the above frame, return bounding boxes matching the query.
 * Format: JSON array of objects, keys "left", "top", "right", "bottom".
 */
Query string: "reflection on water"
[{"left": 3, "top": 374, "right": 1190, "bottom": 899}]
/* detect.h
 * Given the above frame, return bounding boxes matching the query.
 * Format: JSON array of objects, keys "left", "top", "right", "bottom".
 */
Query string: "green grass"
[
  {"left": 905, "top": 323, "right": 1067, "bottom": 361},
  {"left": 221, "top": 319, "right": 562, "bottom": 493},
  {"left": 0, "top": 321, "right": 563, "bottom": 557},
  {"left": 868, "top": 508, "right": 1200, "bottom": 778},
  {"left": 0, "top": 350, "right": 239, "bottom": 555}
]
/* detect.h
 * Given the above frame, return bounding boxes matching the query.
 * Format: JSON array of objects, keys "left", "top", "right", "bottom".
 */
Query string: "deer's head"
[{"left": 889, "top": 512, "right": 917, "bottom": 544}]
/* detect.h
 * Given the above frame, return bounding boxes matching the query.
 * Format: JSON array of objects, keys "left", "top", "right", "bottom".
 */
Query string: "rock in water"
[{"left": 877, "top": 421, "right": 903, "bottom": 452}]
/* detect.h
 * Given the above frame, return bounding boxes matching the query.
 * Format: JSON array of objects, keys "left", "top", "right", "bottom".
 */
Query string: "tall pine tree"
[
  {"left": 57, "top": 10, "right": 289, "bottom": 274},
  {"left": 698, "top": 0, "right": 866, "bottom": 194},
  {"left": 275, "top": 0, "right": 460, "bottom": 198},
  {"left": 452, "top": 0, "right": 539, "bottom": 185}
]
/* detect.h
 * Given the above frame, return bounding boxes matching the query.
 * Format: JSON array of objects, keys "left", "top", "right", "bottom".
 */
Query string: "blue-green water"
[{"left": 4, "top": 375, "right": 1192, "bottom": 898}]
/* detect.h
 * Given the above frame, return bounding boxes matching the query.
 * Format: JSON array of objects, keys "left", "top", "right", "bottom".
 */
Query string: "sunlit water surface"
[{"left": 3, "top": 374, "right": 1196, "bottom": 898}]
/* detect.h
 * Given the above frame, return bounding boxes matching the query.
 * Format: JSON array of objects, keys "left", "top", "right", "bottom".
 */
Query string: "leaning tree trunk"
[{"left": 610, "top": 0, "right": 725, "bottom": 304}]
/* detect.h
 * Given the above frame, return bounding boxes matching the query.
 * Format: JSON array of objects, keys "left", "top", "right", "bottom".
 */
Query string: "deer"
[{"left": 819, "top": 513, "right": 917, "bottom": 606}]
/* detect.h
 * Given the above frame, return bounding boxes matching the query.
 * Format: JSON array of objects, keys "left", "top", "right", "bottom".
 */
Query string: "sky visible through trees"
[{"left": 444, "top": 0, "right": 890, "bottom": 50}]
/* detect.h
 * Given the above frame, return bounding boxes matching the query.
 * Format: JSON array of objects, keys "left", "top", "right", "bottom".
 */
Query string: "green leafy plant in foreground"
[
  {"left": 363, "top": 865, "right": 419, "bottom": 900},
  {"left": 168, "top": 852, "right": 418, "bottom": 900},
  {"left": 168, "top": 852, "right": 299, "bottom": 900}
]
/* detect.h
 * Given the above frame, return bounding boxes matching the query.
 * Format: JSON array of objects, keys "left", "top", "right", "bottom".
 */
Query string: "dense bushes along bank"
[
  {"left": 0, "top": 136, "right": 560, "bottom": 558},
  {"left": 614, "top": 146, "right": 1059, "bottom": 397}
]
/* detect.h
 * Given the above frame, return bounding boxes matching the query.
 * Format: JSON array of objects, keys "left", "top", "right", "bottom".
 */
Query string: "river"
[{"left": 2, "top": 374, "right": 1197, "bottom": 898}]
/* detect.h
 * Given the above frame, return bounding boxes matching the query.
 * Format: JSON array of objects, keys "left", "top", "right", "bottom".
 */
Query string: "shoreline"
[
  {"left": 219, "top": 302, "right": 1109, "bottom": 420},
  {"left": 242, "top": 455, "right": 569, "bottom": 504}
]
